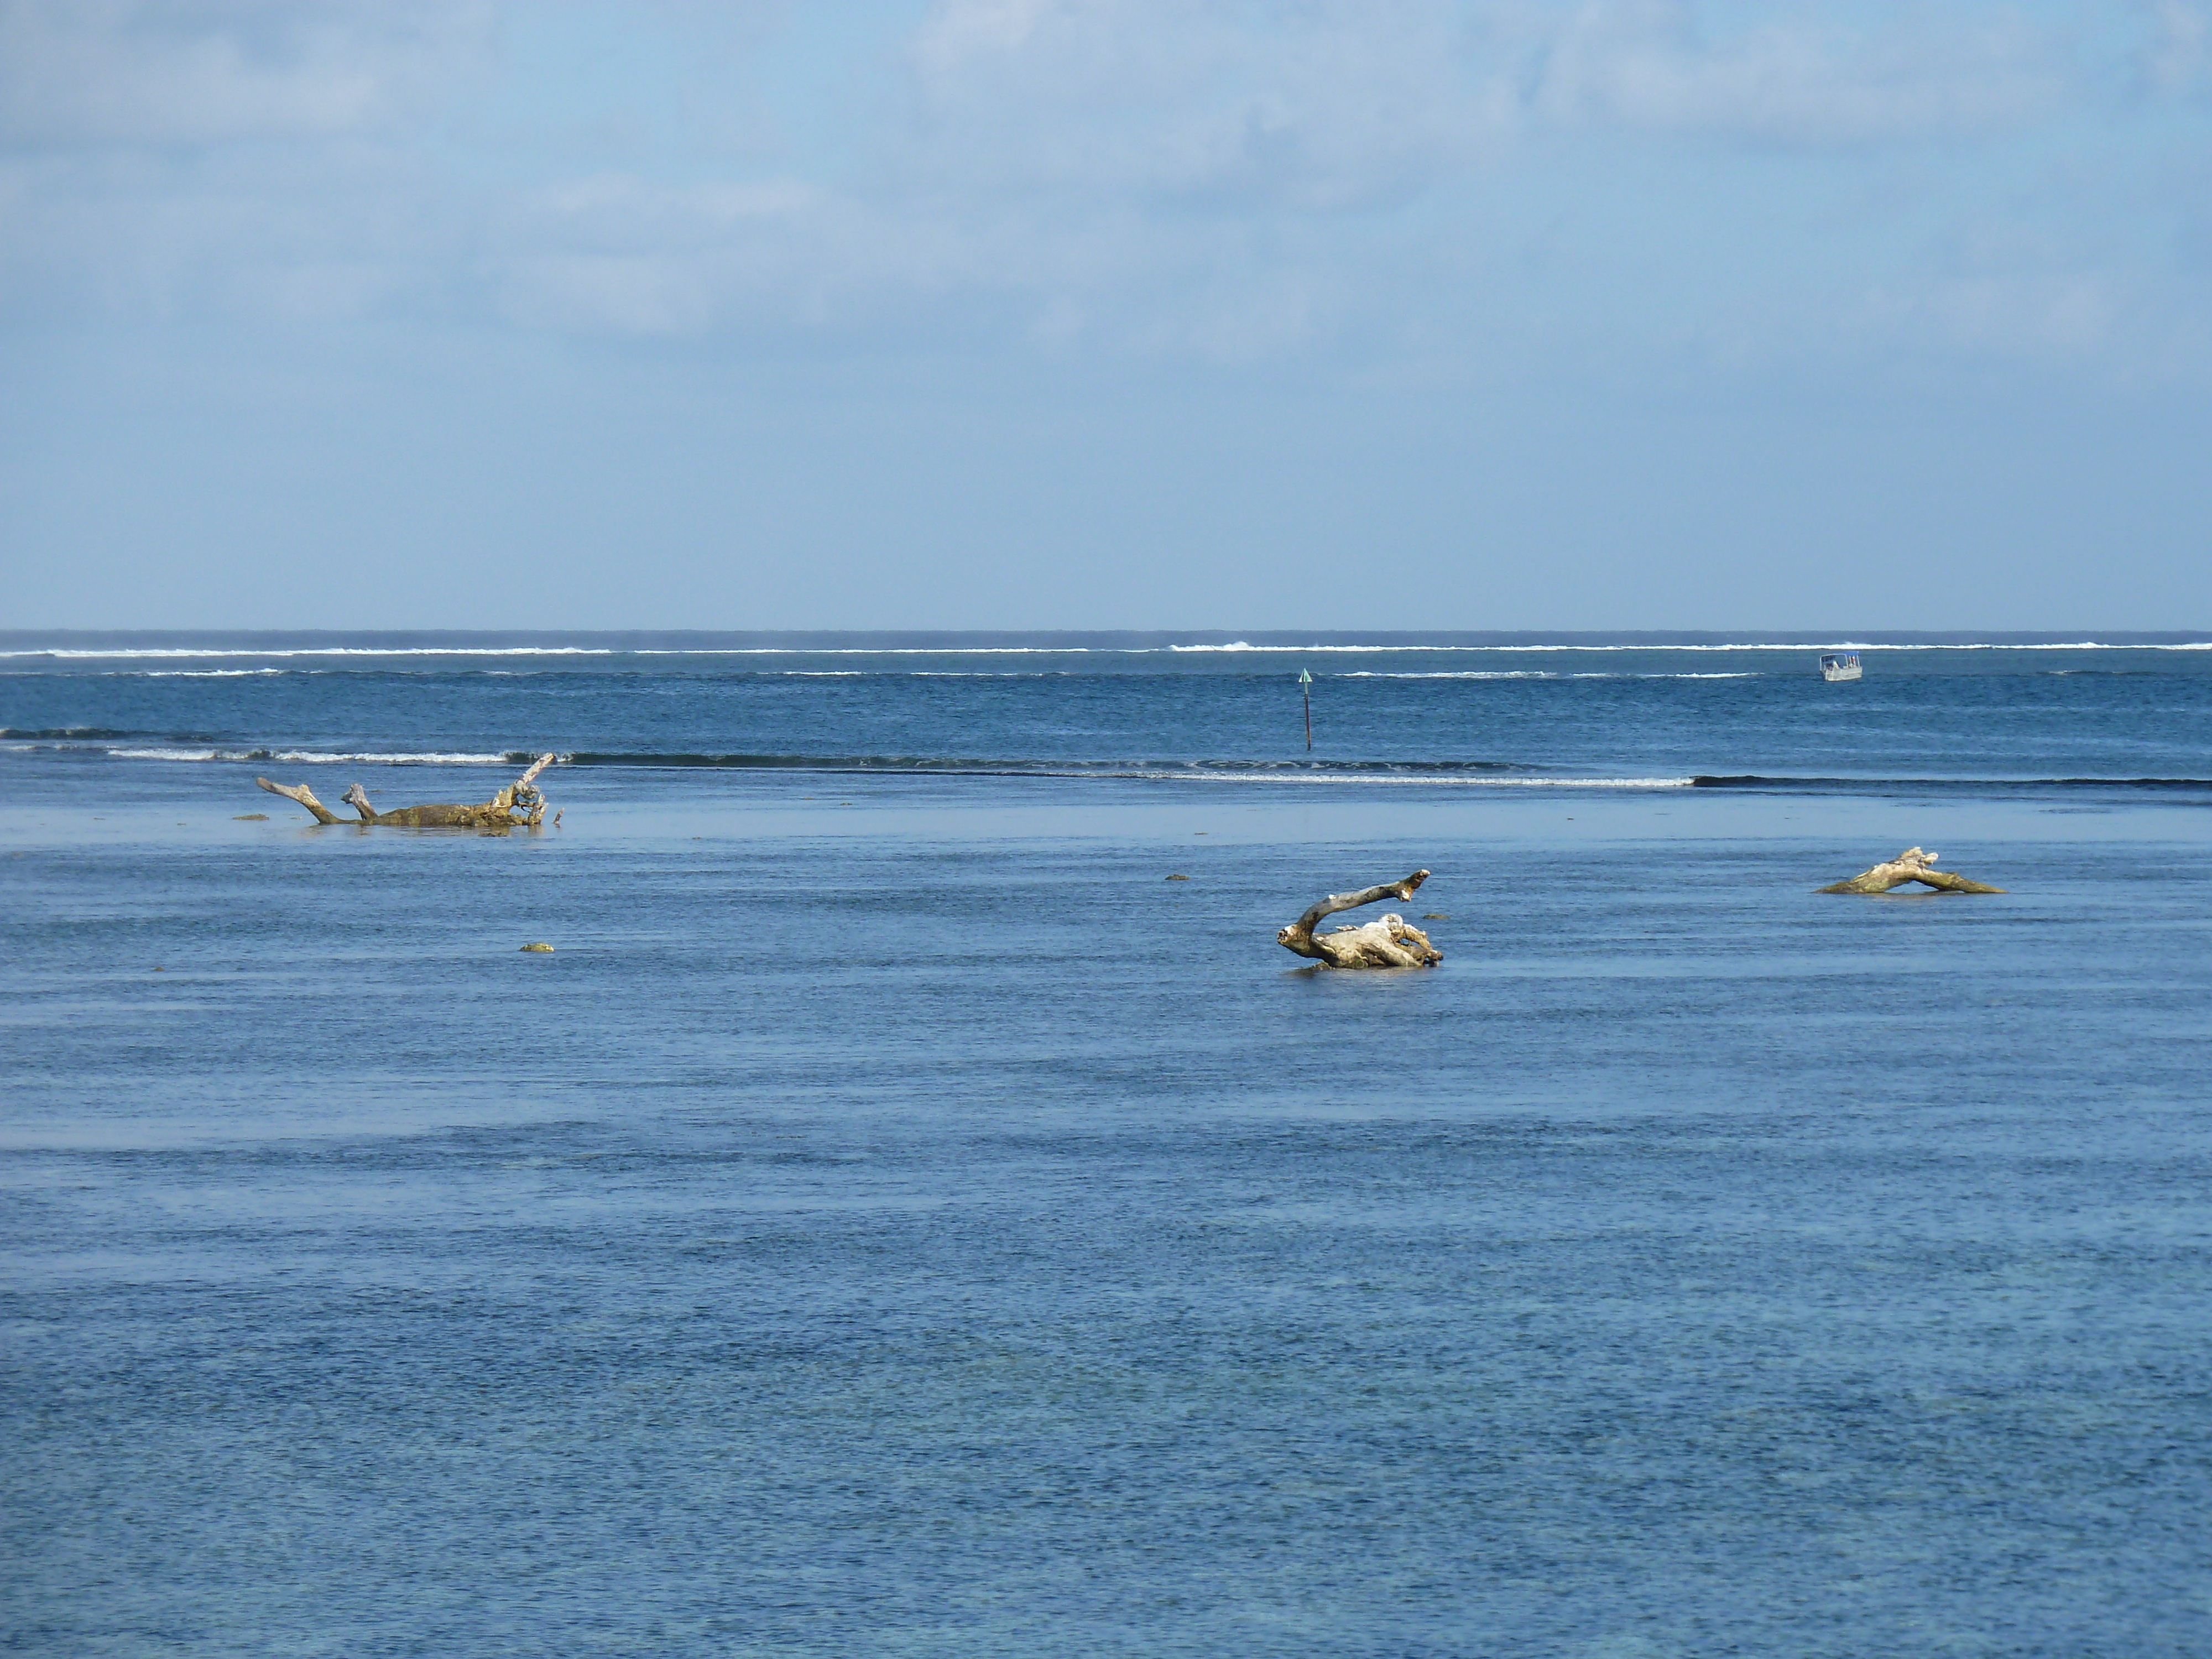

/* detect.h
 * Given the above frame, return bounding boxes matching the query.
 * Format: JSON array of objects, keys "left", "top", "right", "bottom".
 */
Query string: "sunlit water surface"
[{"left": 4, "top": 637, "right": 2209, "bottom": 1656}]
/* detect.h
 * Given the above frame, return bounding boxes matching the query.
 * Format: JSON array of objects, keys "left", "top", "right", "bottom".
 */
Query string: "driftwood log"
[
  {"left": 257, "top": 754, "right": 555, "bottom": 830},
  {"left": 1278, "top": 870, "right": 1442, "bottom": 968},
  {"left": 1818, "top": 847, "right": 2005, "bottom": 895}
]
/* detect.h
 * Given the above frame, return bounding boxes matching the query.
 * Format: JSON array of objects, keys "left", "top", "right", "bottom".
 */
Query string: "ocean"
[{"left": 4, "top": 633, "right": 2209, "bottom": 1656}]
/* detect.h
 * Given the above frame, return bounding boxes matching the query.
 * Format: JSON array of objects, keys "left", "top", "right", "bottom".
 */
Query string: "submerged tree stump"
[
  {"left": 1277, "top": 870, "right": 1442, "bottom": 968},
  {"left": 1818, "top": 847, "right": 2005, "bottom": 895},
  {"left": 258, "top": 754, "right": 556, "bottom": 831}
]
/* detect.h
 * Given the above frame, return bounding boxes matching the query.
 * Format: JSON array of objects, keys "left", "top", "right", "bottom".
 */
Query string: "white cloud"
[
  {"left": 2145, "top": 0, "right": 2211, "bottom": 93},
  {"left": 1517, "top": 2, "right": 2070, "bottom": 144},
  {"left": 0, "top": 1, "right": 497, "bottom": 148},
  {"left": 1865, "top": 269, "right": 2121, "bottom": 358},
  {"left": 0, "top": 0, "right": 2204, "bottom": 376},
  {"left": 905, "top": 0, "right": 1511, "bottom": 208}
]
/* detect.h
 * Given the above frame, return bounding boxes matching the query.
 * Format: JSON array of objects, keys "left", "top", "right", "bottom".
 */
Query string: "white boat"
[{"left": 1819, "top": 652, "right": 1863, "bottom": 682}]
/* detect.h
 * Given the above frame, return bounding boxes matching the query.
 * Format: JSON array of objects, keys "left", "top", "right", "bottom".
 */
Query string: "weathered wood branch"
[
  {"left": 254, "top": 778, "right": 345, "bottom": 824},
  {"left": 1277, "top": 869, "right": 1441, "bottom": 968},
  {"left": 258, "top": 754, "right": 556, "bottom": 831},
  {"left": 1818, "top": 847, "right": 2005, "bottom": 895}
]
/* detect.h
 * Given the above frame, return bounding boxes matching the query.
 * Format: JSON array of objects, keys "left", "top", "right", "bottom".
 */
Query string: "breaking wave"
[
  {"left": 1336, "top": 671, "right": 1762, "bottom": 680},
  {"left": 29, "top": 742, "right": 1688, "bottom": 786},
  {"left": 7, "top": 638, "right": 2211, "bottom": 667},
  {"left": 2, "top": 647, "right": 617, "bottom": 660},
  {"left": 15, "top": 742, "right": 2212, "bottom": 796},
  {"left": 103, "top": 748, "right": 512, "bottom": 765},
  {"left": 1692, "top": 773, "right": 2212, "bottom": 792},
  {"left": 555, "top": 752, "right": 1527, "bottom": 775}
]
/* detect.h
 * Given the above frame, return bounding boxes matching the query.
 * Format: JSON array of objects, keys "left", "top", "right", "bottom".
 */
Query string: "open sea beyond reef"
[{"left": 4, "top": 630, "right": 2211, "bottom": 1658}]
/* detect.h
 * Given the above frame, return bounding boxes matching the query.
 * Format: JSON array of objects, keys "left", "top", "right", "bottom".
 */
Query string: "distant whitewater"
[
  {"left": 6, "top": 628, "right": 2212, "bottom": 665},
  {"left": 4, "top": 630, "right": 2210, "bottom": 799}
]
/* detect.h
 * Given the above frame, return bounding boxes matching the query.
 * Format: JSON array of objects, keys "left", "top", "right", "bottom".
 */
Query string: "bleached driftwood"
[
  {"left": 1818, "top": 847, "right": 2005, "bottom": 895},
  {"left": 257, "top": 754, "right": 555, "bottom": 830},
  {"left": 1277, "top": 870, "right": 1442, "bottom": 968}
]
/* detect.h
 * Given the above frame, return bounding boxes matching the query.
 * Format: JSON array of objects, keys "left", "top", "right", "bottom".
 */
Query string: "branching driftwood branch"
[
  {"left": 257, "top": 754, "right": 556, "bottom": 830},
  {"left": 1277, "top": 870, "right": 1442, "bottom": 968},
  {"left": 1818, "top": 847, "right": 2005, "bottom": 895}
]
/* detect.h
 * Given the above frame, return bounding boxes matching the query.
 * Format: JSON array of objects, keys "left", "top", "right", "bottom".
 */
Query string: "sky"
[{"left": 2, "top": 0, "right": 2209, "bottom": 630}]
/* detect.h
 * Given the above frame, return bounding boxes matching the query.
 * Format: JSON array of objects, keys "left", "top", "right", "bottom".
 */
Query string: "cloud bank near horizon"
[
  {"left": 3, "top": 2, "right": 2210, "bottom": 629},
  {"left": 4, "top": 1, "right": 2206, "bottom": 373}
]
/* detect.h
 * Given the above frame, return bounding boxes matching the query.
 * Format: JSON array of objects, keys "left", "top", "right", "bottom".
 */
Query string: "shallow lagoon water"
[{"left": 4, "top": 639, "right": 2210, "bottom": 1655}]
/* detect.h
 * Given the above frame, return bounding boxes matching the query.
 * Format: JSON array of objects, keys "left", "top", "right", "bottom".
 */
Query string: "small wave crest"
[
  {"left": 2, "top": 647, "right": 617, "bottom": 660},
  {"left": 1692, "top": 773, "right": 2212, "bottom": 792},
  {"left": 104, "top": 748, "right": 513, "bottom": 765},
  {"left": 9, "top": 638, "right": 2209, "bottom": 665},
  {"left": 559, "top": 752, "right": 1536, "bottom": 774},
  {"left": 1336, "top": 671, "right": 1761, "bottom": 680},
  {"left": 555, "top": 752, "right": 1693, "bottom": 786}
]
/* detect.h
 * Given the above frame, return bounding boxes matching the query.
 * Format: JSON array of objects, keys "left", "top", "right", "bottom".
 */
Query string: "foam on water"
[
  {"left": 9, "top": 634, "right": 2212, "bottom": 665},
  {"left": 106, "top": 747, "right": 513, "bottom": 765}
]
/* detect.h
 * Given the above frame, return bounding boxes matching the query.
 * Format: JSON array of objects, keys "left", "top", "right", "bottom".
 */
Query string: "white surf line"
[
  {"left": 8, "top": 640, "right": 2209, "bottom": 661},
  {"left": 106, "top": 748, "right": 511, "bottom": 764}
]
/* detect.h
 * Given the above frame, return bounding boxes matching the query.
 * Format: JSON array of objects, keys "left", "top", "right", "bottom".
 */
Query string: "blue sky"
[{"left": 3, "top": 1, "right": 2209, "bottom": 628}]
